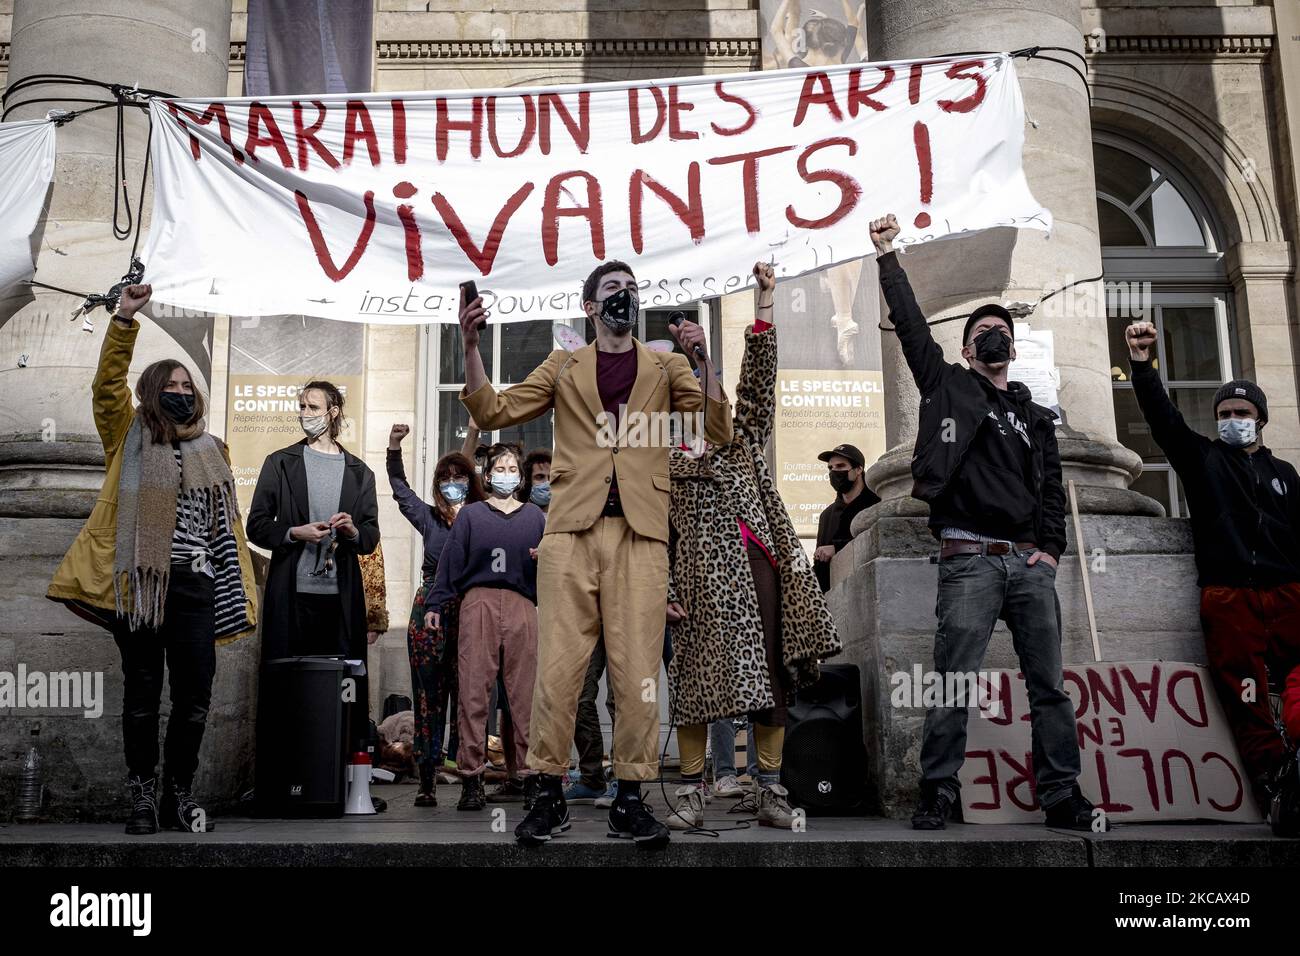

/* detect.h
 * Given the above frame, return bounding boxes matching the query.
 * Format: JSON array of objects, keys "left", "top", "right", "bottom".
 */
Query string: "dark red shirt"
[
  {"left": 596, "top": 347, "right": 637, "bottom": 427},
  {"left": 597, "top": 348, "right": 638, "bottom": 511}
]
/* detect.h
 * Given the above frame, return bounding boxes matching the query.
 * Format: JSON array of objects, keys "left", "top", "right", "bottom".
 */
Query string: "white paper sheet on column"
[
  {"left": 1010, "top": 322, "right": 1060, "bottom": 420},
  {"left": 0, "top": 119, "right": 57, "bottom": 293}
]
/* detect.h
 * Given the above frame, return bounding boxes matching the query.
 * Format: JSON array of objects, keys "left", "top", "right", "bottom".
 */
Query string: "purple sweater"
[{"left": 428, "top": 499, "right": 546, "bottom": 607}]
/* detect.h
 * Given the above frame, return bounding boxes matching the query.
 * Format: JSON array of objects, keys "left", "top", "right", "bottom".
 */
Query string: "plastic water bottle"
[{"left": 16, "top": 729, "right": 44, "bottom": 823}]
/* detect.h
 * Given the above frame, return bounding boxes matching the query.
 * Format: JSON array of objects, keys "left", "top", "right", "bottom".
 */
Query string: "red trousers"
[
  {"left": 455, "top": 587, "right": 538, "bottom": 778},
  {"left": 1200, "top": 582, "right": 1300, "bottom": 784}
]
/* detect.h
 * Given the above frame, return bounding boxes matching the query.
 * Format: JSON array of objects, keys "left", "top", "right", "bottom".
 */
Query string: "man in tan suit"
[{"left": 459, "top": 260, "right": 732, "bottom": 847}]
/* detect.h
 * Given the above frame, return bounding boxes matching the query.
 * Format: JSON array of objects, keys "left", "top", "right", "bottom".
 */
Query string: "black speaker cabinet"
[
  {"left": 254, "top": 657, "right": 349, "bottom": 818},
  {"left": 781, "top": 663, "right": 869, "bottom": 815}
]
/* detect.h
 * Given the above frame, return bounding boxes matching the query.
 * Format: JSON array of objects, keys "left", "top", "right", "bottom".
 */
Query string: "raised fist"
[
  {"left": 1125, "top": 321, "right": 1157, "bottom": 362},
  {"left": 116, "top": 283, "right": 152, "bottom": 318},
  {"left": 870, "top": 214, "right": 900, "bottom": 255}
]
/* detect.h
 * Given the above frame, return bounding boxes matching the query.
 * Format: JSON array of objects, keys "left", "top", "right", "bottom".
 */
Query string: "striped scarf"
[{"left": 113, "top": 415, "right": 238, "bottom": 631}]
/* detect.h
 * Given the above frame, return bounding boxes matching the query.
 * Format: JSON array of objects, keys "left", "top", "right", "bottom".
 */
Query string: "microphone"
[{"left": 668, "top": 311, "right": 707, "bottom": 362}]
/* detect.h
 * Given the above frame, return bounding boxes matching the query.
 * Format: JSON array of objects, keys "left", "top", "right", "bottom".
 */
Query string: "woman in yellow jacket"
[{"left": 46, "top": 283, "right": 259, "bottom": 836}]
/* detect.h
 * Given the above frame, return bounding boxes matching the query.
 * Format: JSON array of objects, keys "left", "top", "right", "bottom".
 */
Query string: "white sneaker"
[
  {"left": 593, "top": 781, "right": 617, "bottom": 809},
  {"left": 757, "top": 782, "right": 797, "bottom": 829},
  {"left": 667, "top": 783, "right": 706, "bottom": 830},
  {"left": 712, "top": 774, "right": 745, "bottom": 799}
]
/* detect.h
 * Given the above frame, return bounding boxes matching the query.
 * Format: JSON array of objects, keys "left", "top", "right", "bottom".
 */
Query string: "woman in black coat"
[{"left": 246, "top": 381, "right": 380, "bottom": 749}]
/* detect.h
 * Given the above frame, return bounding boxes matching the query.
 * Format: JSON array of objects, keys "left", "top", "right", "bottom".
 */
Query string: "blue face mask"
[
  {"left": 1217, "top": 418, "right": 1257, "bottom": 448},
  {"left": 490, "top": 472, "right": 521, "bottom": 496},
  {"left": 530, "top": 482, "right": 551, "bottom": 506},
  {"left": 439, "top": 480, "right": 468, "bottom": 503}
]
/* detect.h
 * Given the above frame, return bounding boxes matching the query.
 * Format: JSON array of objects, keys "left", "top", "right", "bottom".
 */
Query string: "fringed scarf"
[{"left": 113, "top": 415, "right": 238, "bottom": 631}]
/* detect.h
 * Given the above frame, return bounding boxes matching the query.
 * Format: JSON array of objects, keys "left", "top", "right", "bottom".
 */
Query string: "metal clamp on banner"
[{"left": 70, "top": 257, "right": 145, "bottom": 330}]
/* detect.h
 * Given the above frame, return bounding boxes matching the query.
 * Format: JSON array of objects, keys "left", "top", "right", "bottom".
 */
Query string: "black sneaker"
[
  {"left": 126, "top": 775, "right": 159, "bottom": 835},
  {"left": 514, "top": 789, "right": 570, "bottom": 847},
  {"left": 159, "top": 784, "right": 214, "bottom": 833},
  {"left": 1268, "top": 751, "right": 1300, "bottom": 838},
  {"left": 522, "top": 775, "right": 540, "bottom": 811},
  {"left": 487, "top": 777, "right": 527, "bottom": 803},
  {"left": 457, "top": 775, "right": 487, "bottom": 811},
  {"left": 607, "top": 795, "right": 670, "bottom": 848},
  {"left": 911, "top": 786, "right": 958, "bottom": 830},
  {"left": 1044, "top": 784, "right": 1108, "bottom": 832}
]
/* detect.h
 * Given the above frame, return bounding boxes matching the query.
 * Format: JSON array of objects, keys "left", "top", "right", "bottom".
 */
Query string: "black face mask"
[
  {"left": 598, "top": 287, "right": 638, "bottom": 335},
  {"left": 159, "top": 392, "right": 196, "bottom": 423},
  {"left": 972, "top": 326, "right": 1012, "bottom": 364},
  {"left": 829, "top": 470, "right": 856, "bottom": 494}
]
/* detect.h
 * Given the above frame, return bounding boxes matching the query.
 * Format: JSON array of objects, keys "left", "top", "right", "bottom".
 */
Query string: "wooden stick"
[{"left": 1068, "top": 479, "right": 1102, "bottom": 662}]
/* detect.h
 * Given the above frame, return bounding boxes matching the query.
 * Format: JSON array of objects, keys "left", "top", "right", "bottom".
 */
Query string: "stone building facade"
[{"left": 1, "top": 0, "right": 1297, "bottom": 817}]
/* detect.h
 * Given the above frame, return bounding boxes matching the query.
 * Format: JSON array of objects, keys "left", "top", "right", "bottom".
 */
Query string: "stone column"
[
  {"left": 860, "top": 0, "right": 1156, "bottom": 520},
  {"left": 0, "top": 1, "right": 241, "bottom": 820}
]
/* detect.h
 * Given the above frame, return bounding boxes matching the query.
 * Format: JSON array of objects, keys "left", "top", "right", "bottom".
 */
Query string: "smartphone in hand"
[{"left": 459, "top": 280, "right": 486, "bottom": 330}]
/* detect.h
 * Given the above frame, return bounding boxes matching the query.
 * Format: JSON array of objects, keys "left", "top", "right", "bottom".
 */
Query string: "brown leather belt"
[{"left": 939, "top": 539, "right": 1038, "bottom": 560}]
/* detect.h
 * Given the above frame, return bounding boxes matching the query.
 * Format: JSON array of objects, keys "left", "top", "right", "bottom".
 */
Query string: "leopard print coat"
[{"left": 666, "top": 325, "right": 843, "bottom": 726}]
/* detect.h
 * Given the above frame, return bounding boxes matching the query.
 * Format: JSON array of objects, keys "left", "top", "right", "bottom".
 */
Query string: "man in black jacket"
[
  {"left": 814, "top": 443, "right": 880, "bottom": 592},
  {"left": 1126, "top": 320, "right": 1300, "bottom": 819},
  {"left": 870, "top": 213, "right": 1098, "bottom": 831}
]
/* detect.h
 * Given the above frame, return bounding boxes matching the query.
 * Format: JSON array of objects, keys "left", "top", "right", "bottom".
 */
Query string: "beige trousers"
[{"left": 527, "top": 516, "right": 666, "bottom": 781}]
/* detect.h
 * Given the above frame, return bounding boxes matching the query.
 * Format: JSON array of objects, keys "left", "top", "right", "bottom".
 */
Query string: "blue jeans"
[
  {"left": 920, "top": 550, "right": 1080, "bottom": 809},
  {"left": 709, "top": 718, "right": 767, "bottom": 784}
]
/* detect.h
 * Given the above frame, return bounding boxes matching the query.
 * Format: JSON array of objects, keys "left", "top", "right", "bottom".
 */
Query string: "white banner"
[
  {"left": 143, "top": 55, "right": 1050, "bottom": 324},
  {"left": 0, "top": 119, "right": 57, "bottom": 294}
]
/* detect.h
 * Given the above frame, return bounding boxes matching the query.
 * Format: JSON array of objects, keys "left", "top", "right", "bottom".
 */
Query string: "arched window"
[{"left": 1098, "top": 133, "right": 1232, "bottom": 517}]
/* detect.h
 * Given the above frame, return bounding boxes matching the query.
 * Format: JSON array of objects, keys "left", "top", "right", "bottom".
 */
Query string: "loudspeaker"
[
  {"left": 780, "top": 663, "right": 868, "bottom": 815},
  {"left": 254, "top": 657, "right": 350, "bottom": 818}
]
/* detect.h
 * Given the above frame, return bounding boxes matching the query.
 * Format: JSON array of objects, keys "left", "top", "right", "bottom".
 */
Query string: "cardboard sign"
[{"left": 960, "top": 661, "right": 1263, "bottom": 823}]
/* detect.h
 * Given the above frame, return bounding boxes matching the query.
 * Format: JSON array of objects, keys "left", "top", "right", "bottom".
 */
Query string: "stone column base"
[
  {"left": 822, "top": 511, "right": 1204, "bottom": 817},
  {"left": 0, "top": 518, "right": 262, "bottom": 822}
]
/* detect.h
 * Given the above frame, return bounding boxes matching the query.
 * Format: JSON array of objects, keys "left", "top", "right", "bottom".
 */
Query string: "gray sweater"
[{"left": 296, "top": 445, "right": 345, "bottom": 595}]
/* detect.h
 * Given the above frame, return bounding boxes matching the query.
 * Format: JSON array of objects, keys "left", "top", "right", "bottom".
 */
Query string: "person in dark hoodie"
[
  {"left": 870, "top": 213, "right": 1100, "bottom": 832},
  {"left": 1126, "top": 320, "right": 1300, "bottom": 829}
]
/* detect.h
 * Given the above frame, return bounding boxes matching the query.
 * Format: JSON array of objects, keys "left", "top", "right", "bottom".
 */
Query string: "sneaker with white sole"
[
  {"left": 667, "top": 783, "right": 706, "bottom": 830},
  {"left": 756, "top": 782, "right": 797, "bottom": 829},
  {"left": 712, "top": 774, "right": 745, "bottom": 799},
  {"left": 607, "top": 794, "right": 670, "bottom": 847},
  {"left": 592, "top": 780, "right": 617, "bottom": 809}
]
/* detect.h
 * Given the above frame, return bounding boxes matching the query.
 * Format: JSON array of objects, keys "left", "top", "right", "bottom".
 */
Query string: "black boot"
[
  {"left": 1044, "top": 784, "right": 1108, "bottom": 832},
  {"left": 1268, "top": 751, "right": 1300, "bottom": 838},
  {"left": 457, "top": 774, "right": 487, "bottom": 811},
  {"left": 415, "top": 762, "right": 437, "bottom": 807},
  {"left": 125, "top": 775, "right": 159, "bottom": 835},
  {"left": 160, "top": 781, "right": 214, "bottom": 833},
  {"left": 911, "top": 785, "right": 958, "bottom": 830}
]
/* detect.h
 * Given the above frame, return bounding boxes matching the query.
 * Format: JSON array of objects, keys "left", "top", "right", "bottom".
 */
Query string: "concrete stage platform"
[{"left": 1, "top": 784, "right": 1295, "bottom": 867}]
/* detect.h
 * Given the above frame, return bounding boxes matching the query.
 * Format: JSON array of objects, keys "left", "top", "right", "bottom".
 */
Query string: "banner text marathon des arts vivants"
[{"left": 144, "top": 55, "right": 1050, "bottom": 324}]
